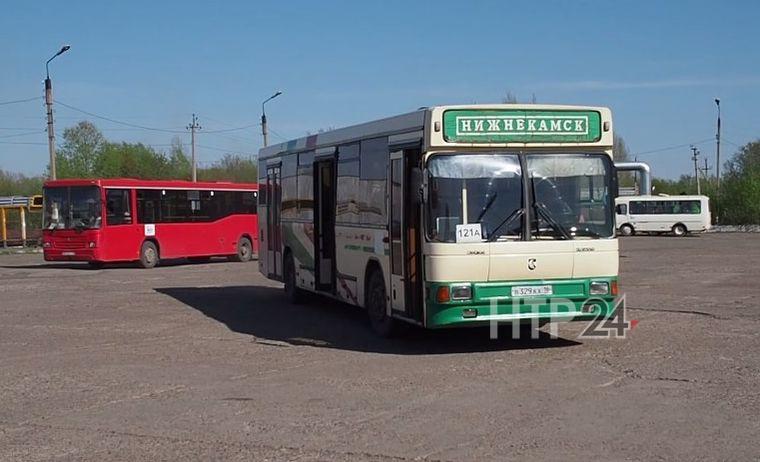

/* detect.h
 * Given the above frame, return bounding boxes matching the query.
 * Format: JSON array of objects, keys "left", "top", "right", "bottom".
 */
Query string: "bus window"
[
  {"left": 137, "top": 189, "right": 161, "bottom": 223},
  {"left": 106, "top": 189, "right": 132, "bottom": 225}
]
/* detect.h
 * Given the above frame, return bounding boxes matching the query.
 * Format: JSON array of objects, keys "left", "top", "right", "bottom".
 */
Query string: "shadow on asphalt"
[{"left": 156, "top": 285, "right": 582, "bottom": 355}]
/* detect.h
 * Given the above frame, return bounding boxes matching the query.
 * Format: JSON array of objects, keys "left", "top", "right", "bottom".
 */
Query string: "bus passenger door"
[
  {"left": 266, "top": 165, "right": 282, "bottom": 279},
  {"left": 389, "top": 152, "right": 405, "bottom": 313},
  {"left": 314, "top": 159, "right": 336, "bottom": 292},
  {"left": 389, "top": 148, "right": 424, "bottom": 321}
]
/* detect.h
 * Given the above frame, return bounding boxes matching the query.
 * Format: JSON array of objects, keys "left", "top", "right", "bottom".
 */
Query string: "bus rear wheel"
[
  {"left": 366, "top": 269, "right": 399, "bottom": 337},
  {"left": 231, "top": 237, "right": 253, "bottom": 262},
  {"left": 619, "top": 224, "right": 634, "bottom": 236},
  {"left": 139, "top": 241, "right": 159, "bottom": 269},
  {"left": 672, "top": 224, "right": 687, "bottom": 237}
]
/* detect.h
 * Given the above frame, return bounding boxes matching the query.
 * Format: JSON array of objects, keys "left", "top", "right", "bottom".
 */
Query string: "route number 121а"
[{"left": 456, "top": 223, "right": 483, "bottom": 243}]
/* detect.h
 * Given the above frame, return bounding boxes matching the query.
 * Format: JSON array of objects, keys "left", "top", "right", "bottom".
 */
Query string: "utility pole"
[
  {"left": 714, "top": 98, "right": 721, "bottom": 224},
  {"left": 691, "top": 146, "right": 701, "bottom": 195},
  {"left": 701, "top": 158, "right": 712, "bottom": 182},
  {"left": 44, "top": 45, "right": 71, "bottom": 180},
  {"left": 187, "top": 114, "right": 201, "bottom": 182}
]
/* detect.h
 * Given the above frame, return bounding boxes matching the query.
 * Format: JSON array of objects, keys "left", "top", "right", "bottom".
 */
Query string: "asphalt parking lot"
[{"left": 1, "top": 234, "right": 759, "bottom": 461}]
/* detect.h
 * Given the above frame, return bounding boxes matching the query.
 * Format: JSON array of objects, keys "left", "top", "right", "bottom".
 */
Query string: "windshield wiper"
[
  {"left": 530, "top": 176, "right": 571, "bottom": 240},
  {"left": 475, "top": 192, "right": 498, "bottom": 222},
  {"left": 487, "top": 208, "right": 524, "bottom": 242},
  {"left": 533, "top": 202, "right": 571, "bottom": 240}
]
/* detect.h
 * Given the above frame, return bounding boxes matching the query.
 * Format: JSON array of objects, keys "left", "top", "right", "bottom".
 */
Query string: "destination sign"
[{"left": 442, "top": 109, "right": 602, "bottom": 143}]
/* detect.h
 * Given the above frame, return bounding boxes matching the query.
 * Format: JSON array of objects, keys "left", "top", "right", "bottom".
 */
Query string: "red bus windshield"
[{"left": 43, "top": 186, "right": 102, "bottom": 230}]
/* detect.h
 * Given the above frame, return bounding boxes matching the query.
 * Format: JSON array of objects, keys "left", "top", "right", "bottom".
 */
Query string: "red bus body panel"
[{"left": 42, "top": 179, "right": 258, "bottom": 263}]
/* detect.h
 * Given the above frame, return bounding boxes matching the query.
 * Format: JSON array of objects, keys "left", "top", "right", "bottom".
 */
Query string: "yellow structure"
[{"left": 0, "top": 195, "right": 41, "bottom": 247}]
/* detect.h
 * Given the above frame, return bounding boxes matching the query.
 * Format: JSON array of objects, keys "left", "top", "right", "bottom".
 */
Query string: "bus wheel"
[
  {"left": 139, "top": 241, "right": 159, "bottom": 269},
  {"left": 284, "top": 254, "right": 305, "bottom": 304},
  {"left": 619, "top": 224, "right": 634, "bottom": 236},
  {"left": 231, "top": 237, "right": 253, "bottom": 262},
  {"left": 366, "top": 269, "right": 398, "bottom": 337},
  {"left": 672, "top": 224, "right": 687, "bottom": 237}
]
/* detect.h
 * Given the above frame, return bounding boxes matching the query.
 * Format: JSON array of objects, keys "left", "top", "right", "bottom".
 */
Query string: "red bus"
[{"left": 42, "top": 179, "right": 258, "bottom": 268}]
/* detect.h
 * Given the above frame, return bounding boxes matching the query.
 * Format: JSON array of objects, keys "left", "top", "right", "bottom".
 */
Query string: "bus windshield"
[
  {"left": 426, "top": 153, "right": 614, "bottom": 242},
  {"left": 527, "top": 154, "right": 614, "bottom": 239},
  {"left": 427, "top": 154, "right": 523, "bottom": 242},
  {"left": 43, "top": 186, "right": 102, "bottom": 230}
]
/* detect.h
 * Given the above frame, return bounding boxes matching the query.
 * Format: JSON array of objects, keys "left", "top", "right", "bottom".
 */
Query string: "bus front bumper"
[
  {"left": 44, "top": 248, "right": 99, "bottom": 262},
  {"left": 425, "top": 278, "right": 618, "bottom": 328}
]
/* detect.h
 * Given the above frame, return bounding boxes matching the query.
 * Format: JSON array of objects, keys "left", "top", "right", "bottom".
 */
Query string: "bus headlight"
[
  {"left": 43, "top": 241, "right": 51, "bottom": 248},
  {"left": 451, "top": 284, "right": 472, "bottom": 301},
  {"left": 88, "top": 241, "right": 97, "bottom": 248},
  {"left": 589, "top": 281, "right": 610, "bottom": 295}
]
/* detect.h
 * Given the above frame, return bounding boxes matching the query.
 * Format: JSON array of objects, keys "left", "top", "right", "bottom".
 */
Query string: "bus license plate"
[
  {"left": 62, "top": 251, "right": 75, "bottom": 256},
  {"left": 511, "top": 285, "right": 553, "bottom": 297}
]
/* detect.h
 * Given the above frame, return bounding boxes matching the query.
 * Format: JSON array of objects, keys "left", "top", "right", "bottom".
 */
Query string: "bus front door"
[
  {"left": 389, "top": 148, "right": 424, "bottom": 322},
  {"left": 314, "top": 159, "right": 336, "bottom": 292},
  {"left": 266, "top": 165, "right": 282, "bottom": 279}
]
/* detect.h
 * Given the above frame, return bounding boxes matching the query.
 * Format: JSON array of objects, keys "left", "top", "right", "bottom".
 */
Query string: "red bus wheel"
[
  {"left": 231, "top": 237, "right": 252, "bottom": 262},
  {"left": 139, "top": 241, "right": 159, "bottom": 269}
]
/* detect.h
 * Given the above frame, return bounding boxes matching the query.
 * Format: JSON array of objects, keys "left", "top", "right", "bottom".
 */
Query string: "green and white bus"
[{"left": 258, "top": 105, "right": 619, "bottom": 335}]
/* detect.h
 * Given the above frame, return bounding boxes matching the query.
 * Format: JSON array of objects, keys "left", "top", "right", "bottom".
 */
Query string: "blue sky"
[{"left": 1, "top": 0, "right": 758, "bottom": 178}]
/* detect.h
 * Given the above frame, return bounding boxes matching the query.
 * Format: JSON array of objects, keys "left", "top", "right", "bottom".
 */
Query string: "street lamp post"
[
  {"left": 261, "top": 91, "right": 282, "bottom": 147},
  {"left": 715, "top": 98, "right": 721, "bottom": 224},
  {"left": 45, "top": 45, "right": 71, "bottom": 180}
]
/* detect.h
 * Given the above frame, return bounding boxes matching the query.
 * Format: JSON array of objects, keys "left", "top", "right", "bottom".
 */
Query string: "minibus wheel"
[
  {"left": 619, "top": 224, "right": 634, "bottom": 236},
  {"left": 139, "top": 241, "right": 159, "bottom": 268},
  {"left": 672, "top": 224, "right": 687, "bottom": 237}
]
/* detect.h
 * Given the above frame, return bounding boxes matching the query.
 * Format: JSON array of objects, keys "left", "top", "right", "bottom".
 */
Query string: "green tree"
[
  {"left": 198, "top": 154, "right": 258, "bottom": 182},
  {"left": 168, "top": 136, "right": 191, "bottom": 180},
  {"left": 96, "top": 142, "right": 174, "bottom": 179},
  {"left": 719, "top": 140, "right": 760, "bottom": 224},
  {"left": 57, "top": 121, "right": 106, "bottom": 178},
  {"left": 0, "top": 169, "right": 44, "bottom": 196}
]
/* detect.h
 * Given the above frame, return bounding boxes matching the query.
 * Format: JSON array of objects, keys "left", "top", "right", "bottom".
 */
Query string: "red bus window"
[{"left": 106, "top": 189, "right": 132, "bottom": 225}]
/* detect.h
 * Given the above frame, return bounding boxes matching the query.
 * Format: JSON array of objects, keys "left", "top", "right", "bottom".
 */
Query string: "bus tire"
[
  {"left": 672, "top": 224, "right": 687, "bottom": 237},
  {"left": 231, "top": 237, "right": 253, "bottom": 262},
  {"left": 139, "top": 241, "right": 159, "bottom": 269},
  {"left": 366, "top": 268, "right": 399, "bottom": 337},
  {"left": 619, "top": 224, "right": 634, "bottom": 236},
  {"left": 284, "top": 253, "right": 305, "bottom": 304}
]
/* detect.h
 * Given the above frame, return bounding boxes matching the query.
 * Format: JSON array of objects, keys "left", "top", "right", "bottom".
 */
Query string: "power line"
[
  {"left": 54, "top": 99, "right": 186, "bottom": 134},
  {"left": 722, "top": 138, "right": 743, "bottom": 148},
  {"left": 0, "top": 96, "right": 42, "bottom": 106},
  {"left": 0, "top": 141, "right": 47, "bottom": 145},
  {"left": 197, "top": 144, "right": 254, "bottom": 154},
  {"left": 632, "top": 138, "right": 714, "bottom": 157},
  {"left": 267, "top": 127, "right": 290, "bottom": 142},
  {"left": 0, "top": 130, "right": 45, "bottom": 139}
]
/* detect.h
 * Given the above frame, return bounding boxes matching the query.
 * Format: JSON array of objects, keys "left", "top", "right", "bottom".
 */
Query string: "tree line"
[
  {"left": 0, "top": 120, "right": 258, "bottom": 198},
  {"left": 1, "top": 120, "right": 759, "bottom": 225},
  {"left": 651, "top": 140, "right": 760, "bottom": 224}
]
